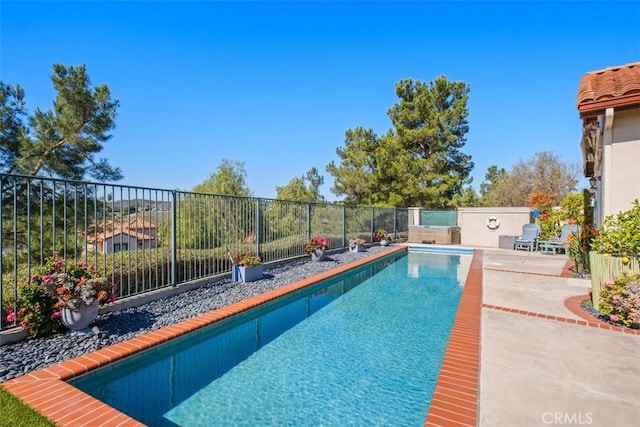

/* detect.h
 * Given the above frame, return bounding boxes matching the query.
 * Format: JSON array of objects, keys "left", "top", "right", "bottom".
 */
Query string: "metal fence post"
[
  {"left": 171, "top": 190, "right": 177, "bottom": 286},
  {"left": 393, "top": 208, "right": 397, "bottom": 238},
  {"left": 371, "top": 207, "right": 375, "bottom": 242},
  {"left": 255, "top": 198, "right": 261, "bottom": 256},
  {"left": 307, "top": 203, "right": 312, "bottom": 240},
  {"left": 342, "top": 205, "right": 346, "bottom": 246}
]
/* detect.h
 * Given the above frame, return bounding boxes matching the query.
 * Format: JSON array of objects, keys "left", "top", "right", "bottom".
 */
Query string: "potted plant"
[
  {"left": 375, "top": 229, "right": 392, "bottom": 246},
  {"left": 7, "top": 254, "right": 115, "bottom": 335},
  {"left": 305, "top": 236, "right": 330, "bottom": 262},
  {"left": 348, "top": 237, "right": 366, "bottom": 253},
  {"left": 231, "top": 250, "right": 263, "bottom": 283}
]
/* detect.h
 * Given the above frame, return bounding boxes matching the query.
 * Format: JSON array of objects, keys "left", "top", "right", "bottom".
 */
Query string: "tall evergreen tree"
[
  {"left": 326, "top": 127, "right": 379, "bottom": 204},
  {"left": 0, "top": 64, "right": 121, "bottom": 181},
  {"left": 327, "top": 76, "right": 474, "bottom": 208},
  {"left": 479, "top": 165, "right": 508, "bottom": 206},
  {"left": 0, "top": 83, "right": 27, "bottom": 172}
]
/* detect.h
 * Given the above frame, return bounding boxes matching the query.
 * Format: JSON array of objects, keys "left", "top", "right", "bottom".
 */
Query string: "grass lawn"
[{"left": 0, "top": 386, "right": 55, "bottom": 427}]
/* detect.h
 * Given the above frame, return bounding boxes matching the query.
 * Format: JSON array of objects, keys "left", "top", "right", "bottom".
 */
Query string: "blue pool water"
[{"left": 72, "top": 250, "right": 471, "bottom": 426}]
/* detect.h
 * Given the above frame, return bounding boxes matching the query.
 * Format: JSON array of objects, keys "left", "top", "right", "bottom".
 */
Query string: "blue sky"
[{"left": 2, "top": 1, "right": 639, "bottom": 201}]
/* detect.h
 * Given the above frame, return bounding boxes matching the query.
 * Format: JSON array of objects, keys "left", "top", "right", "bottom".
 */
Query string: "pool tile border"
[
  {"left": 2, "top": 246, "right": 408, "bottom": 426},
  {"left": 425, "top": 249, "right": 483, "bottom": 427}
]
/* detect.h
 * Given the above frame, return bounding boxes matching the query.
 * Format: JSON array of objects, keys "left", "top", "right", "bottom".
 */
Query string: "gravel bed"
[{"left": 0, "top": 246, "right": 392, "bottom": 383}]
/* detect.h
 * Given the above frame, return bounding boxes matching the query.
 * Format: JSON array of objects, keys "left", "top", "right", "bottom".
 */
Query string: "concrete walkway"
[{"left": 479, "top": 249, "right": 640, "bottom": 427}]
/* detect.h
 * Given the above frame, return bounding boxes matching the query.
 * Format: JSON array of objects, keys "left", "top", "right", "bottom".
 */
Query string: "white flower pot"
[
  {"left": 60, "top": 301, "right": 99, "bottom": 331},
  {"left": 349, "top": 244, "right": 364, "bottom": 253},
  {"left": 311, "top": 249, "right": 326, "bottom": 262},
  {"left": 232, "top": 264, "right": 264, "bottom": 283}
]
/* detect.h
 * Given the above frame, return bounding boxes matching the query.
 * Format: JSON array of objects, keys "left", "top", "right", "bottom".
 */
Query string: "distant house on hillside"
[
  {"left": 577, "top": 62, "right": 640, "bottom": 226},
  {"left": 87, "top": 217, "right": 158, "bottom": 254}
]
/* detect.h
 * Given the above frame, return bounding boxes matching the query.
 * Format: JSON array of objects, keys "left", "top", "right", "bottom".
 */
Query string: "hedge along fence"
[
  {"left": 1, "top": 172, "right": 408, "bottom": 329},
  {"left": 0, "top": 235, "right": 317, "bottom": 309},
  {"left": 589, "top": 252, "right": 640, "bottom": 311}
]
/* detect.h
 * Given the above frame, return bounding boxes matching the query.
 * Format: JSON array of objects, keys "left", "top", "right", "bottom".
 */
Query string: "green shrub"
[
  {"left": 2, "top": 234, "right": 324, "bottom": 327},
  {"left": 592, "top": 199, "right": 640, "bottom": 256}
]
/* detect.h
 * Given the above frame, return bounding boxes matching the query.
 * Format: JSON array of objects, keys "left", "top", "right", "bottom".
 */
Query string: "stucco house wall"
[
  {"left": 102, "top": 233, "right": 139, "bottom": 253},
  {"left": 608, "top": 109, "right": 640, "bottom": 216},
  {"left": 86, "top": 217, "right": 159, "bottom": 254}
]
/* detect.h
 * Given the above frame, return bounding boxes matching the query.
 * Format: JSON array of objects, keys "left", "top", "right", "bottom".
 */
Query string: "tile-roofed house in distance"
[
  {"left": 577, "top": 61, "right": 640, "bottom": 226},
  {"left": 86, "top": 216, "right": 158, "bottom": 254}
]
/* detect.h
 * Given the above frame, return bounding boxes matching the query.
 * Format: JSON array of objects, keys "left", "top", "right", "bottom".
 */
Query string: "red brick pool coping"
[
  {"left": 424, "top": 249, "right": 483, "bottom": 427},
  {"left": 483, "top": 301, "right": 640, "bottom": 336}
]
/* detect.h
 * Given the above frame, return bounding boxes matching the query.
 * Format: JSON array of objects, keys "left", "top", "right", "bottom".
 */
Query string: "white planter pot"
[
  {"left": 60, "top": 301, "right": 99, "bottom": 331},
  {"left": 349, "top": 244, "right": 364, "bottom": 253},
  {"left": 232, "top": 264, "right": 264, "bottom": 283},
  {"left": 380, "top": 239, "right": 389, "bottom": 247},
  {"left": 311, "top": 249, "right": 326, "bottom": 262}
]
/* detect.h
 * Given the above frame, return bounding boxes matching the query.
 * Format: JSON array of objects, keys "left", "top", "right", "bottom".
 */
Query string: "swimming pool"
[{"left": 71, "top": 249, "right": 472, "bottom": 426}]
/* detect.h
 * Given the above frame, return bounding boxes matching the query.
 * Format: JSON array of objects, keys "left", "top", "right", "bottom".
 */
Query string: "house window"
[{"left": 114, "top": 243, "right": 129, "bottom": 253}]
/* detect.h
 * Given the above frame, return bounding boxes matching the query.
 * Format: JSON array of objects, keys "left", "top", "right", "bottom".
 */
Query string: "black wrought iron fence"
[{"left": 0, "top": 173, "right": 407, "bottom": 330}]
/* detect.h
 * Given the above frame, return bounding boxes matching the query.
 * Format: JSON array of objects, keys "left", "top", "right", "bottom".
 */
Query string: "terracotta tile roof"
[
  {"left": 86, "top": 218, "right": 157, "bottom": 244},
  {"left": 577, "top": 62, "right": 640, "bottom": 115},
  {"left": 86, "top": 228, "right": 156, "bottom": 244},
  {"left": 123, "top": 217, "right": 157, "bottom": 229}
]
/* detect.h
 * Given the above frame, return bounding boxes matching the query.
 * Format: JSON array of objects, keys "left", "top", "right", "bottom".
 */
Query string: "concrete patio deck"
[{"left": 478, "top": 249, "right": 640, "bottom": 427}]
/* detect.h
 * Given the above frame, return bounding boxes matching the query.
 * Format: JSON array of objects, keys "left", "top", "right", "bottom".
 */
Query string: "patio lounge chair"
[
  {"left": 513, "top": 223, "right": 541, "bottom": 252},
  {"left": 538, "top": 224, "right": 579, "bottom": 255}
]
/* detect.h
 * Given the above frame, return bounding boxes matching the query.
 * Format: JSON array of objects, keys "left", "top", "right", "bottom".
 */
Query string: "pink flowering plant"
[
  {"left": 6, "top": 281, "right": 59, "bottom": 337},
  {"left": 4, "top": 254, "right": 116, "bottom": 336},
  {"left": 598, "top": 272, "right": 640, "bottom": 328},
  {"left": 304, "top": 236, "right": 329, "bottom": 253}
]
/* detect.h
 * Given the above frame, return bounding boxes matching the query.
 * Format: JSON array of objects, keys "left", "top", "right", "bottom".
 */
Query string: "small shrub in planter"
[
  {"left": 304, "top": 236, "right": 329, "bottom": 254},
  {"left": 349, "top": 237, "right": 366, "bottom": 252},
  {"left": 591, "top": 199, "right": 640, "bottom": 257},
  {"left": 374, "top": 229, "right": 390, "bottom": 242},
  {"left": 231, "top": 251, "right": 263, "bottom": 283},
  {"left": 590, "top": 199, "right": 640, "bottom": 309},
  {"left": 232, "top": 251, "right": 261, "bottom": 266},
  {"left": 598, "top": 272, "right": 640, "bottom": 328}
]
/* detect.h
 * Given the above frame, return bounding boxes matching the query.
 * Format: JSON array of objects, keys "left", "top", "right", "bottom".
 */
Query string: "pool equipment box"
[
  {"left": 498, "top": 235, "right": 518, "bottom": 250},
  {"left": 408, "top": 225, "right": 461, "bottom": 245}
]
